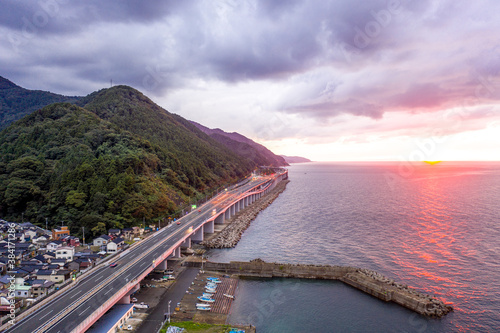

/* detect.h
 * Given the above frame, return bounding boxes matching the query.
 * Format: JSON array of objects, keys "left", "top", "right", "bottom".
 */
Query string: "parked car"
[{"left": 131, "top": 297, "right": 137, "bottom": 303}]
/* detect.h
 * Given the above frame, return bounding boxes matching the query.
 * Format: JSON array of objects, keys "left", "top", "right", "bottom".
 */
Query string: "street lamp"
[{"left": 168, "top": 300, "right": 171, "bottom": 323}]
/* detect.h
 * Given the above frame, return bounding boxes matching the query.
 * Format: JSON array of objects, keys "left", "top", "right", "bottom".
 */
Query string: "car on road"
[
  {"left": 131, "top": 297, "right": 137, "bottom": 303},
  {"left": 109, "top": 262, "right": 118, "bottom": 268},
  {"left": 177, "top": 221, "right": 181, "bottom": 225}
]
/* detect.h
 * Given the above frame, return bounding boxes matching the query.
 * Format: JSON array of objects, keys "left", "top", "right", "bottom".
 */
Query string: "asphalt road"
[
  {"left": 136, "top": 267, "right": 200, "bottom": 333},
  {"left": 5, "top": 175, "right": 276, "bottom": 333}
]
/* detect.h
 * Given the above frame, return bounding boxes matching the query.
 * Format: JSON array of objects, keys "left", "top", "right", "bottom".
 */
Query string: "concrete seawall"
[{"left": 196, "top": 259, "right": 453, "bottom": 318}]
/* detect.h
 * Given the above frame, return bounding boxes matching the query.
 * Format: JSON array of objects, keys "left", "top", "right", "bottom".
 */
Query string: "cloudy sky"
[{"left": 1, "top": 0, "right": 500, "bottom": 161}]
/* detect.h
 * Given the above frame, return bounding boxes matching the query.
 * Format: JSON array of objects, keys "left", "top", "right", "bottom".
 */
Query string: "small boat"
[
  {"left": 197, "top": 296, "right": 215, "bottom": 303},
  {"left": 206, "top": 284, "right": 217, "bottom": 289},
  {"left": 196, "top": 306, "right": 211, "bottom": 311},
  {"left": 206, "top": 277, "right": 221, "bottom": 283},
  {"left": 223, "top": 294, "right": 235, "bottom": 299},
  {"left": 205, "top": 288, "right": 216, "bottom": 293},
  {"left": 202, "top": 293, "right": 214, "bottom": 297}
]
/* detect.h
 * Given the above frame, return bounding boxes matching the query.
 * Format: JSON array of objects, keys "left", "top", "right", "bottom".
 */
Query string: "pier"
[{"left": 194, "top": 259, "right": 453, "bottom": 318}]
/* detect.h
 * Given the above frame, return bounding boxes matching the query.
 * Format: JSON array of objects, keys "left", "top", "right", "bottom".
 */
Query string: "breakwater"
[
  {"left": 201, "top": 180, "right": 289, "bottom": 248},
  {"left": 198, "top": 259, "right": 453, "bottom": 318}
]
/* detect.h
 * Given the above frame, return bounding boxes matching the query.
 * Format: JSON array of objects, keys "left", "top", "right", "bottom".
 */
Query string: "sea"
[{"left": 207, "top": 162, "right": 500, "bottom": 333}]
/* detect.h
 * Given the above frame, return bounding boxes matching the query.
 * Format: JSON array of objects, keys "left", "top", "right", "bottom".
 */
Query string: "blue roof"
[{"left": 86, "top": 304, "right": 134, "bottom": 333}]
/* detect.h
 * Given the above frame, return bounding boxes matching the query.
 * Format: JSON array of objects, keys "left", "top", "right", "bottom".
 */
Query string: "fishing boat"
[
  {"left": 196, "top": 306, "right": 211, "bottom": 311},
  {"left": 197, "top": 296, "right": 215, "bottom": 303},
  {"left": 202, "top": 293, "right": 214, "bottom": 297},
  {"left": 206, "top": 277, "right": 221, "bottom": 283},
  {"left": 223, "top": 294, "right": 235, "bottom": 299},
  {"left": 196, "top": 303, "right": 211, "bottom": 310}
]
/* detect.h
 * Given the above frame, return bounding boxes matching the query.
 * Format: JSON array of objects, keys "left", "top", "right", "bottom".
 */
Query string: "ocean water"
[{"left": 208, "top": 162, "right": 500, "bottom": 332}]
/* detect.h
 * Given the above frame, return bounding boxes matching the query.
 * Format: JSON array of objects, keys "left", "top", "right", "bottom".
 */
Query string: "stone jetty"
[
  {"left": 199, "top": 259, "right": 453, "bottom": 318},
  {"left": 201, "top": 180, "right": 289, "bottom": 248}
]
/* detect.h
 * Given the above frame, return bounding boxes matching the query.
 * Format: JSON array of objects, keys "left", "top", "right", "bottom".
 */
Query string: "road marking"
[
  {"left": 140, "top": 262, "right": 148, "bottom": 267},
  {"left": 80, "top": 306, "right": 91, "bottom": 315},
  {"left": 38, "top": 310, "right": 53, "bottom": 320},
  {"left": 70, "top": 290, "right": 82, "bottom": 299},
  {"left": 104, "top": 288, "right": 113, "bottom": 295},
  {"left": 124, "top": 273, "right": 131, "bottom": 280}
]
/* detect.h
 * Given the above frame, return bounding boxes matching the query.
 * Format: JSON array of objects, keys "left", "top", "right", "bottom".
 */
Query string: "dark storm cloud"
[{"left": 0, "top": 0, "right": 499, "bottom": 124}]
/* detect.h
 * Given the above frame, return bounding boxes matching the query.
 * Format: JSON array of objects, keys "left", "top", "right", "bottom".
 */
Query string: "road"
[{"left": 5, "top": 174, "right": 277, "bottom": 333}]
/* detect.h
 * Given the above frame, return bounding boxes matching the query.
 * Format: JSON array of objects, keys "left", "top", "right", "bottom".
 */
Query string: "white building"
[{"left": 55, "top": 247, "right": 75, "bottom": 261}]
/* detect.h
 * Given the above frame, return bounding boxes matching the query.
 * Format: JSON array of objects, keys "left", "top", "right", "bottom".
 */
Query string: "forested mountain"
[
  {"left": 0, "top": 76, "right": 80, "bottom": 130},
  {"left": 190, "top": 121, "right": 288, "bottom": 167},
  {"left": 0, "top": 85, "right": 255, "bottom": 236}
]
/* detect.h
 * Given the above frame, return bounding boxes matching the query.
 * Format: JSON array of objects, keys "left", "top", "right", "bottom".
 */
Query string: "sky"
[{"left": 1, "top": 0, "right": 499, "bottom": 161}]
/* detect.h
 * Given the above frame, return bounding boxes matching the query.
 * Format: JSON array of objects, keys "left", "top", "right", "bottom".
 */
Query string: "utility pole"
[
  {"left": 45, "top": 217, "right": 48, "bottom": 231},
  {"left": 82, "top": 227, "right": 85, "bottom": 246}
]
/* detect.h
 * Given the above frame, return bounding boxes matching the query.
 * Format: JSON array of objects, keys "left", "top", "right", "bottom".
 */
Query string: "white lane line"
[
  {"left": 38, "top": 310, "right": 54, "bottom": 321},
  {"left": 124, "top": 273, "right": 131, "bottom": 280},
  {"left": 70, "top": 290, "right": 82, "bottom": 299},
  {"left": 80, "top": 306, "right": 91, "bottom": 315},
  {"left": 140, "top": 261, "right": 148, "bottom": 267},
  {"left": 104, "top": 288, "right": 113, "bottom": 295}
]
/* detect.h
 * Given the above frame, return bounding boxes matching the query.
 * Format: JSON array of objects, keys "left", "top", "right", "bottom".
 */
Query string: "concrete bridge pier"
[
  {"left": 192, "top": 226, "right": 204, "bottom": 242},
  {"left": 156, "top": 258, "right": 168, "bottom": 271},
  {"left": 231, "top": 204, "right": 236, "bottom": 215},
  {"left": 214, "top": 213, "right": 224, "bottom": 224},
  {"left": 225, "top": 209, "right": 231, "bottom": 220},
  {"left": 205, "top": 220, "right": 214, "bottom": 233},
  {"left": 174, "top": 246, "right": 181, "bottom": 258},
  {"left": 181, "top": 237, "right": 191, "bottom": 249},
  {"left": 117, "top": 283, "right": 140, "bottom": 304}
]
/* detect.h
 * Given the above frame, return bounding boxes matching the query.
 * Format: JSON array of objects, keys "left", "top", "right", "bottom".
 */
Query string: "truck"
[{"left": 134, "top": 302, "right": 149, "bottom": 309}]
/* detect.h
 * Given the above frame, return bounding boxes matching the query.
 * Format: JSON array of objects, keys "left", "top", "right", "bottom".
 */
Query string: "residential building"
[
  {"left": 52, "top": 226, "right": 70, "bottom": 240},
  {"left": 55, "top": 247, "right": 75, "bottom": 262}
]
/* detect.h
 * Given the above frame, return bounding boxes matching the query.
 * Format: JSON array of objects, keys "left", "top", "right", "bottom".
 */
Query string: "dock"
[{"left": 193, "top": 259, "right": 453, "bottom": 318}]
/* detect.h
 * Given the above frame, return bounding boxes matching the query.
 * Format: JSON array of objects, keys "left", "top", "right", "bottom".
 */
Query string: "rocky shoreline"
[{"left": 201, "top": 180, "right": 290, "bottom": 248}]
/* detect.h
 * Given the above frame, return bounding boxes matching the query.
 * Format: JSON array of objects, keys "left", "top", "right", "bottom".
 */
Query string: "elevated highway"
[{"left": 4, "top": 169, "right": 288, "bottom": 333}]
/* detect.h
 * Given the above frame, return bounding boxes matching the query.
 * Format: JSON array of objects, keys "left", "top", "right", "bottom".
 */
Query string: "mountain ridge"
[{"left": 190, "top": 121, "right": 288, "bottom": 167}]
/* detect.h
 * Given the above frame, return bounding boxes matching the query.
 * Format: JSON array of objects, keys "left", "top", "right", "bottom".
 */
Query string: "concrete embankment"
[
  {"left": 198, "top": 259, "right": 453, "bottom": 318},
  {"left": 201, "top": 180, "right": 289, "bottom": 248}
]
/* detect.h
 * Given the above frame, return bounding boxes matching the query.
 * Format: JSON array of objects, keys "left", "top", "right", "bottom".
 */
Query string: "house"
[
  {"left": 47, "top": 240, "right": 64, "bottom": 251},
  {"left": 132, "top": 226, "right": 142, "bottom": 236},
  {"left": 55, "top": 247, "right": 75, "bottom": 261},
  {"left": 23, "top": 229, "right": 37, "bottom": 240},
  {"left": 32, "top": 235, "right": 50, "bottom": 245},
  {"left": 93, "top": 235, "right": 111, "bottom": 247},
  {"left": 36, "top": 269, "right": 70, "bottom": 284},
  {"left": 121, "top": 228, "right": 133, "bottom": 239},
  {"left": 53, "top": 270, "right": 71, "bottom": 283},
  {"left": 52, "top": 226, "right": 70, "bottom": 240},
  {"left": 108, "top": 229, "right": 121, "bottom": 237},
  {"left": 106, "top": 237, "right": 124, "bottom": 253},
  {"left": 32, "top": 254, "right": 47, "bottom": 263},
  {"left": 50, "top": 259, "right": 67, "bottom": 267},
  {"left": 60, "top": 235, "right": 80, "bottom": 247},
  {"left": 35, "top": 269, "right": 54, "bottom": 280},
  {"left": 14, "top": 285, "right": 32, "bottom": 298},
  {"left": 26, "top": 279, "right": 54, "bottom": 298},
  {"left": 43, "top": 252, "right": 56, "bottom": 260}
]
